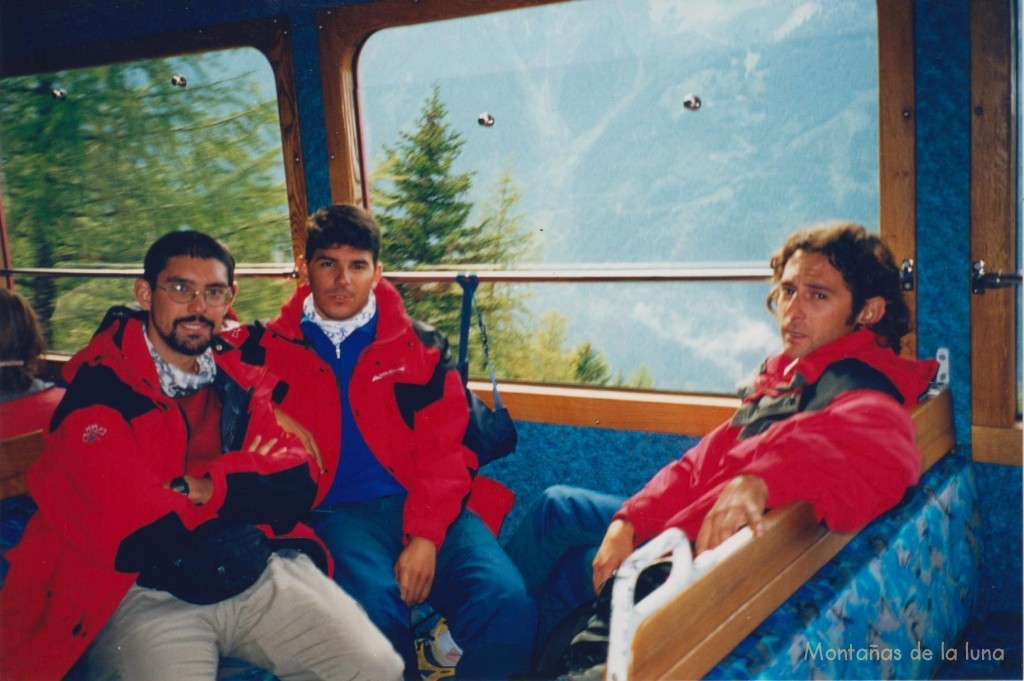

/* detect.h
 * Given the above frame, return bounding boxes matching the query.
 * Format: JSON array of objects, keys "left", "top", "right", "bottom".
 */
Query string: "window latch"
[
  {"left": 899, "top": 258, "right": 915, "bottom": 291},
  {"left": 971, "top": 260, "right": 1022, "bottom": 294}
]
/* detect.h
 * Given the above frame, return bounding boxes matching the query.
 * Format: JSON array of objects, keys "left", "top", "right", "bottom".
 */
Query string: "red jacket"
[
  {"left": 0, "top": 383, "right": 65, "bottom": 440},
  {"left": 617, "top": 329, "right": 939, "bottom": 544},
  {"left": 0, "top": 307, "right": 326, "bottom": 681},
  {"left": 222, "top": 280, "right": 513, "bottom": 547}
]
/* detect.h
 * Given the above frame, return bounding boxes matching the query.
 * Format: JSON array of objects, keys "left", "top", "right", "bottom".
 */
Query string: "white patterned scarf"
[
  {"left": 302, "top": 291, "right": 377, "bottom": 349},
  {"left": 143, "top": 326, "right": 217, "bottom": 397}
]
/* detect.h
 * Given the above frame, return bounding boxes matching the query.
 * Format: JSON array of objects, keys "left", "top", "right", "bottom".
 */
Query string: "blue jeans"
[
  {"left": 503, "top": 486, "right": 625, "bottom": 643},
  {"left": 307, "top": 496, "right": 535, "bottom": 680}
]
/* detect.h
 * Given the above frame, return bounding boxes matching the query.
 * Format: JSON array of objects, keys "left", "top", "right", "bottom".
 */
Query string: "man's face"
[
  {"left": 135, "top": 256, "right": 235, "bottom": 369},
  {"left": 303, "top": 244, "right": 383, "bottom": 321},
  {"left": 775, "top": 249, "right": 861, "bottom": 359}
]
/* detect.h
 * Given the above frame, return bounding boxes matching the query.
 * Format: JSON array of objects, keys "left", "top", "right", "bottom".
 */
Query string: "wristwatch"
[{"left": 169, "top": 476, "right": 190, "bottom": 496}]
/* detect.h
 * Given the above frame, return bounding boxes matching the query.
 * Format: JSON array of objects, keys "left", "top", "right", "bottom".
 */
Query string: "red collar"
[{"left": 747, "top": 329, "right": 938, "bottom": 407}]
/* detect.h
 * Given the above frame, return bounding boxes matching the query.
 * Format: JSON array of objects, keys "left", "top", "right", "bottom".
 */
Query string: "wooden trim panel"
[
  {"left": 263, "top": 22, "right": 310, "bottom": 254},
  {"left": 629, "top": 389, "right": 955, "bottom": 680},
  {"left": 971, "top": 425, "right": 1024, "bottom": 465},
  {"left": 877, "top": 0, "right": 918, "bottom": 358},
  {"left": 315, "top": 9, "right": 365, "bottom": 207},
  {"left": 470, "top": 381, "right": 738, "bottom": 437},
  {"left": 970, "top": 0, "right": 1020, "bottom": 456}
]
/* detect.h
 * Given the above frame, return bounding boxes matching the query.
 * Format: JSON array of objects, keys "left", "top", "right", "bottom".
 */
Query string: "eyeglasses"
[{"left": 155, "top": 282, "right": 234, "bottom": 307}]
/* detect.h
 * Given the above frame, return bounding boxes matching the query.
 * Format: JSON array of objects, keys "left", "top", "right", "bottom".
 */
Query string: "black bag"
[
  {"left": 457, "top": 274, "right": 518, "bottom": 467},
  {"left": 136, "top": 519, "right": 272, "bottom": 605},
  {"left": 534, "top": 560, "right": 674, "bottom": 679}
]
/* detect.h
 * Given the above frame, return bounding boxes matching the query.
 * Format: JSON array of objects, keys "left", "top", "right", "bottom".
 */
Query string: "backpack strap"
[{"left": 456, "top": 274, "right": 503, "bottom": 409}]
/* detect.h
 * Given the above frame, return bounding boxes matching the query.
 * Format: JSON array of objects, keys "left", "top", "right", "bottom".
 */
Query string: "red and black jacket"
[
  {"left": 0, "top": 307, "right": 325, "bottom": 681},
  {"left": 223, "top": 279, "right": 514, "bottom": 547},
  {"left": 617, "top": 329, "right": 939, "bottom": 544}
]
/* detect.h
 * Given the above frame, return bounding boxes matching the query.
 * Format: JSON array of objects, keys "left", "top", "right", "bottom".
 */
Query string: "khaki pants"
[{"left": 87, "top": 552, "right": 404, "bottom": 681}]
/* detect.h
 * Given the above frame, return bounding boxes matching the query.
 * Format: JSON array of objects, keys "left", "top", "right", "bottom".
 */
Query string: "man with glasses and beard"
[{"left": 0, "top": 231, "right": 402, "bottom": 681}]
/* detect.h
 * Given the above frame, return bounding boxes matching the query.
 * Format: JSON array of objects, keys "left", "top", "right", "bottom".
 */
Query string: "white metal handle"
[
  {"left": 605, "top": 526, "right": 754, "bottom": 681},
  {"left": 606, "top": 528, "right": 692, "bottom": 681}
]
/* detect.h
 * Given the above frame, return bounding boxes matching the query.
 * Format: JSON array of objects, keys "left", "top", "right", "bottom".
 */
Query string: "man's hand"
[
  {"left": 395, "top": 536, "right": 437, "bottom": 606},
  {"left": 695, "top": 474, "right": 768, "bottom": 554},
  {"left": 247, "top": 434, "right": 289, "bottom": 457},
  {"left": 274, "top": 408, "right": 324, "bottom": 471},
  {"left": 591, "top": 518, "right": 635, "bottom": 594}
]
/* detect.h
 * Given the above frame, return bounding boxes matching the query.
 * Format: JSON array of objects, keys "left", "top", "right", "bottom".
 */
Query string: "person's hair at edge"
[
  {"left": 304, "top": 204, "right": 382, "bottom": 264},
  {"left": 143, "top": 231, "right": 236, "bottom": 287},
  {"left": 766, "top": 221, "right": 911, "bottom": 354},
  {"left": 0, "top": 287, "right": 46, "bottom": 393}
]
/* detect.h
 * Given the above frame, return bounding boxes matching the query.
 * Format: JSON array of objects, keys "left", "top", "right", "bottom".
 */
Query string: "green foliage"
[
  {"left": 374, "top": 87, "right": 474, "bottom": 271},
  {"left": 3, "top": 64, "right": 654, "bottom": 387},
  {"left": 613, "top": 364, "right": 655, "bottom": 389},
  {"left": 369, "top": 84, "right": 656, "bottom": 386},
  {"left": 371, "top": 86, "right": 533, "bottom": 377},
  {"left": 624, "top": 365, "right": 655, "bottom": 389},
  {"left": 0, "top": 50, "right": 291, "bottom": 347},
  {"left": 573, "top": 342, "right": 612, "bottom": 386}
]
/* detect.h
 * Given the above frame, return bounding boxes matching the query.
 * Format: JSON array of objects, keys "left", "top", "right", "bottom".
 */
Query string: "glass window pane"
[
  {"left": 1, "top": 47, "right": 291, "bottom": 349},
  {"left": 395, "top": 280, "right": 779, "bottom": 392},
  {"left": 359, "top": 0, "right": 878, "bottom": 393},
  {"left": 360, "top": 0, "right": 879, "bottom": 266},
  {"left": 8, "top": 276, "right": 295, "bottom": 354}
]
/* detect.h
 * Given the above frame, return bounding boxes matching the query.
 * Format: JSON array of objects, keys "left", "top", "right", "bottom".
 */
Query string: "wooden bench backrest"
[
  {"left": 628, "top": 389, "right": 956, "bottom": 680},
  {"left": 0, "top": 430, "right": 45, "bottom": 500}
]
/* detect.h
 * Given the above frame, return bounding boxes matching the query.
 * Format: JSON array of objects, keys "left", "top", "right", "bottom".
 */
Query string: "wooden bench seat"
[{"left": 625, "top": 389, "right": 956, "bottom": 680}]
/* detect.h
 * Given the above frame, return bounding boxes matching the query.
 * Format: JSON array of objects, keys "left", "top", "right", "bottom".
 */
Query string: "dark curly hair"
[{"left": 766, "top": 221, "right": 911, "bottom": 353}]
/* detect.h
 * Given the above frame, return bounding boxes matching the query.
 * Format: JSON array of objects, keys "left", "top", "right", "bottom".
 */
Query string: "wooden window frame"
[
  {"left": 970, "top": 0, "right": 1022, "bottom": 465},
  {"left": 317, "top": 0, "right": 919, "bottom": 436},
  {"left": 0, "top": 18, "right": 310, "bottom": 258}
]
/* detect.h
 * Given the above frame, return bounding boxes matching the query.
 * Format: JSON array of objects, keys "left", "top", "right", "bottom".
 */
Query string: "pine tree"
[
  {"left": 368, "top": 85, "right": 654, "bottom": 386},
  {"left": 371, "top": 86, "right": 532, "bottom": 371},
  {"left": 573, "top": 342, "right": 612, "bottom": 386},
  {"left": 372, "top": 86, "right": 472, "bottom": 338}
]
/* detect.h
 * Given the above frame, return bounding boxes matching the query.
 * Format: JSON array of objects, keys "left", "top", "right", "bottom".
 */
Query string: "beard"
[{"left": 156, "top": 315, "right": 215, "bottom": 356}]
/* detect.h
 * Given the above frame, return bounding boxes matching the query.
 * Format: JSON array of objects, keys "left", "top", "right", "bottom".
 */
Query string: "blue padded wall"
[
  {"left": 913, "top": 0, "right": 1022, "bottom": 629},
  {"left": 914, "top": 0, "right": 972, "bottom": 443},
  {"left": 485, "top": 421, "right": 699, "bottom": 543},
  {"left": 971, "top": 462, "right": 1024, "bottom": 616}
]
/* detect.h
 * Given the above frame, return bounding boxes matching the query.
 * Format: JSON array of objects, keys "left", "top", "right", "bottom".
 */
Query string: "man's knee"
[
  {"left": 88, "top": 611, "right": 219, "bottom": 680},
  {"left": 495, "top": 586, "right": 537, "bottom": 648},
  {"left": 531, "top": 485, "right": 610, "bottom": 534},
  {"left": 531, "top": 485, "right": 579, "bottom": 524}
]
